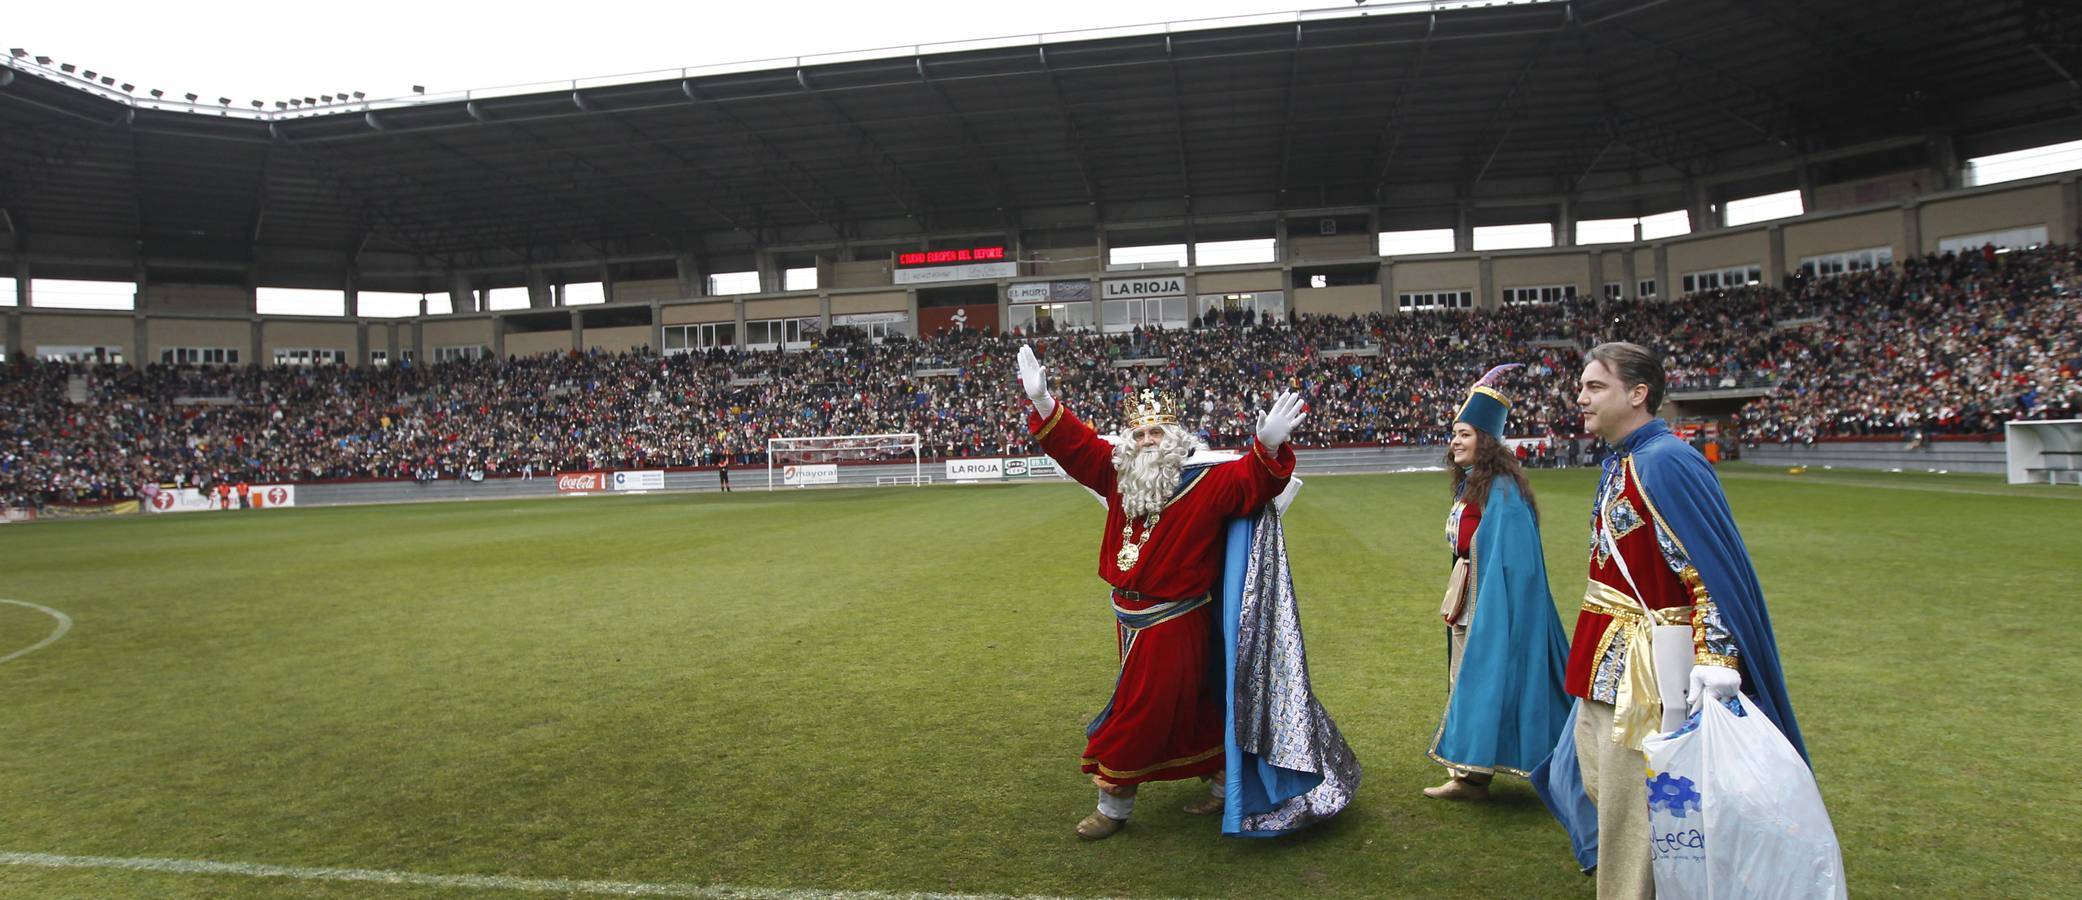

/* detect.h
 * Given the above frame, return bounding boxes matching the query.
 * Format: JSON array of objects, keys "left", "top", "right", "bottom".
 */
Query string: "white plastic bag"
[{"left": 1640, "top": 694, "right": 1848, "bottom": 899}]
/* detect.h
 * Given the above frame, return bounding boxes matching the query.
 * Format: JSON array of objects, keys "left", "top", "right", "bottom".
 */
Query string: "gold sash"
[{"left": 1582, "top": 580, "right": 1692, "bottom": 750}]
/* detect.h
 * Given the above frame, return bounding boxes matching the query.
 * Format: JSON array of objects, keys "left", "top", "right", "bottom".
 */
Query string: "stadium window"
[
  {"left": 1723, "top": 190, "right": 1803, "bottom": 227},
  {"left": 1195, "top": 291, "right": 1285, "bottom": 323},
  {"left": 274, "top": 347, "right": 348, "bottom": 366},
  {"left": 1576, "top": 218, "right": 1639, "bottom": 245},
  {"left": 1108, "top": 243, "right": 1186, "bottom": 270},
  {"left": 1397, "top": 290, "right": 1473, "bottom": 312},
  {"left": 1008, "top": 302, "right": 1093, "bottom": 334},
  {"left": 1378, "top": 229, "right": 1456, "bottom": 256},
  {"left": 37, "top": 345, "right": 125, "bottom": 363},
  {"left": 1680, "top": 264, "right": 1762, "bottom": 295},
  {"left": 1194, "top": 238, "right": 1277, "bottom": 266},
  {"left": 561, "top": 282, "right": 606, "bottom": 305},
  {"left": 485, "top": 287, "right": 531, "bottom": 310},
  {"left": 29, "top": 278, "right": 135, "bottom": 310},
  {"left": 1966, "top": 138, "right": 2082, "bottom": 186},
  {"left": 709, "top": 271, "right": 761, "bottom": 295},
  {"left": 1472, "top": 223, "right": 1554, "bottom": 251},
  {"left": 1937, "top": 226, "right": 2050, "bottom": 255},
  {"left": 0, "top": 276, "right": 14, "bottom": 306},
  {"left": 358, "top": 291, "right": 433, "bottom": 318},
  {"left": 663, "top": 322, "right": 736, "bottom": 354},
  {"left": 783, "top": 267, "right": 819, "bottom": 291},
  {"left": 1502, "top": 284, "right": 1577, "bottom": 305},
  {"left": 1638, "top": 278, "right": 1657, "bottom": 298},
  {"left": 1604, "top": 282, "right": 1623, "bottom": 300},
  {"left": 159, "top": 346, "right": 240, "bottom": 366},
  {"left": 745, "top": 316, "right": 819, "bottom": 350},
  {"left": 1639, "top": 210, "right": 1691, "bottom": 240},
  {"left": 1099, "top": 297, "right": 1188, "bottom": 334},
  {"left": 370, "top": 349, "right": 389, "bottom": 367},
  {"left": 432, "top": 345, "right": 486, "bottom": 363},
  {"left": 1798, "top": 246, "right": 1895, "bottom": 279},
  {"left": 256, "top": 287, "right": 346, "bottom": 317}
]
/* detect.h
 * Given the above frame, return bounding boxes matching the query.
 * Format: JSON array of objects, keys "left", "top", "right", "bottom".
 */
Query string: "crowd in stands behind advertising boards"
[{"left": 1, "top": 244, "right": 2076, "bottom": 509}]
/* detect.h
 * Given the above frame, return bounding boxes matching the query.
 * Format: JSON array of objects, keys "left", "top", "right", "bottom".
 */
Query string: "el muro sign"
[{"left": 1102, "top": 277, "right": 1187, "bottom": 300}]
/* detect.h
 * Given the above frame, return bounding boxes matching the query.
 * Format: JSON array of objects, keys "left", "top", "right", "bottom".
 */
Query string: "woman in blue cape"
[{"left": 1424, "top": 364, "right": 1574, "bottom": 801}]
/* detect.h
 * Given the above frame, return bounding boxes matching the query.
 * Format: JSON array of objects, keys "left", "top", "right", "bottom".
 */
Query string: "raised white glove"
[
  {"left": 1017, "top": 344, "right": 1055, "bottom": 417},
  {"left": 1686, "top": 664, "right": 1742, "bottom": 712},
  {"left": 1254, "top": 391, "right": 1307, "bottom": 451}
]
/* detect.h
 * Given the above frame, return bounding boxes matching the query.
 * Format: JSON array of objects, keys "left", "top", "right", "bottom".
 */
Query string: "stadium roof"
[{"left": 4, "top": 0, "right": 2082, "bottom": 272}]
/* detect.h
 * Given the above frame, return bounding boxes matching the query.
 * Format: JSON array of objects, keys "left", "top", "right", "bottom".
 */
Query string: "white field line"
[
  {"left": 0, "top": 599, "right": 71, "bottom": 664},
  {"left": 0, "top": 851, "right": 1114, "bottom": 899}
]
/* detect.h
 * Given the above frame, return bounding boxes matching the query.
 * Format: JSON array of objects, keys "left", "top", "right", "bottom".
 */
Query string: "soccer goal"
[
  {"left": 2004, "top": 419, "right": 2082, "bottom": 485},
  {"left": 765, "top": 432, "right": 923, "bottom": 491}
]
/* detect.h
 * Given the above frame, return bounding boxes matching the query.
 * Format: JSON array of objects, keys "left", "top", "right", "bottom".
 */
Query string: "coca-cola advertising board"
[{"left": 557, "top": 472, "right": 611, "bottom": 493}]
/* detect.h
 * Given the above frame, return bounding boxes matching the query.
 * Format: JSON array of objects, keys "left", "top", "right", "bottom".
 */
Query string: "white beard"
[{"left": 1113, "top": 426, "right": 1201, "bottom": 520}]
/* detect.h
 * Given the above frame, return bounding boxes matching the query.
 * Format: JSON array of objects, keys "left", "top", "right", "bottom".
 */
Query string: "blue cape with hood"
[{"left": 1430, "top": 478, "right": 1573, "bottom": 776}]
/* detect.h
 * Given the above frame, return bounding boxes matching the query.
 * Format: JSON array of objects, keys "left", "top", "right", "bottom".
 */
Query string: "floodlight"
[
  {"left": 412, "top": 85, "right": 425, "bottom": 94},
  {"left": 276, "top": 101, "right": 287, "bottom": 109},
  {"left": 35, "top": 56, "right": 52, "bottom": 65},
  {"left": 120, "top": 83, "right": 134, "bottom": 92},
  {"left": 8, "top": 49, "right": 25, "bottom": 59},
  {"left": 59, "top": 63, "right": 75, "bottom": 73},
  {"left": 149, "top": 89, "right": 163, "bottom": 98},
  {"left": 100, "top": 76, "right": 115, "bottom": 86},
  {"left": 184, "top": 92, "right": 198, "bottom": 101},
  {"left": 83, "top": 70, "right": 97, "bottom": 79},
  {"left": 218, "top": 97, "right": 231, "bottom": 105},
  {"left": 250, "top": 100, "right": 263, "bottom": 108},
  {"left": 352, "top": 91, "right": 364, "bottom": 100}
]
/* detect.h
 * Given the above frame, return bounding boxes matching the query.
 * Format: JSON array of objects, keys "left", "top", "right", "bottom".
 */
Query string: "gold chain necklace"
[{"left": 1116, "top": 511, "right": 1160, "bottom": 572}]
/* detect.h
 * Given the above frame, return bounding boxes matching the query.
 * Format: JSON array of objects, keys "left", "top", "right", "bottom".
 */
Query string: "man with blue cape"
[
  {"left": 1530, "top": 342, "right": 1810, "bottom": 898},
  {"left": 1016, "top": 345, "right": 1359, "bottom": 841}
]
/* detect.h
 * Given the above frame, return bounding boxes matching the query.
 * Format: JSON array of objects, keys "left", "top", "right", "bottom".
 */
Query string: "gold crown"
[{"left": 1124, "top": 389, "right": 1179, "bottom": 429}]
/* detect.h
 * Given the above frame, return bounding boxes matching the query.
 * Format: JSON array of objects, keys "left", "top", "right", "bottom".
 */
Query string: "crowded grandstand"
[{"left": 4, "top": 241, "right": 2077, "bottom": 509}]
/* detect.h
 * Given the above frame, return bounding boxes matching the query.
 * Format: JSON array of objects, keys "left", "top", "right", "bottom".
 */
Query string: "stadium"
[{"left": 2, "top": 0, "right": 2079, "bottom": 896}]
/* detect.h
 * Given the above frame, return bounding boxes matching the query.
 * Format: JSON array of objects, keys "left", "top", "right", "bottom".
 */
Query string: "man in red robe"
[{"left": 1016, "top": 344, "right": 1307, "bottom": 841}]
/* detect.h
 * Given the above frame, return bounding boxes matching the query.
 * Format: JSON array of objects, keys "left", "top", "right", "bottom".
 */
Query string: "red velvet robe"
[{"left": 1029, "top": 402, "right": 1295, "bottom": 785}]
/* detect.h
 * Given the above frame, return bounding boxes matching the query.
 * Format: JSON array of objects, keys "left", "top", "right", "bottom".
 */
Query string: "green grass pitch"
[{"left": 1, "top": 466, "right": 2077, "bottom": 898}]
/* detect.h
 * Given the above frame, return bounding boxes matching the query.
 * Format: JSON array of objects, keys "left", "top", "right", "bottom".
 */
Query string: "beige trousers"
[{"left": 1575, "top": 699, "right": 1655, "bottom": 900}]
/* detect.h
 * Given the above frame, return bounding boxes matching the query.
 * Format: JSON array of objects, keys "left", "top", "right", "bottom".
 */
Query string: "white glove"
[
  {"left": 1686, "top": 664, "right": 1742, "bottom": 712},
  {"left": 1254, "top": 391, "right": 1307, "bottom": 451},
  {"left": 1017, "top": 344, "right": 1055, "bottom": 417}
]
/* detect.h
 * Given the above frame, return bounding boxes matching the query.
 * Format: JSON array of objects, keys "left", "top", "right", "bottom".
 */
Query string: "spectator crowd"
[{"left": 4, "top": 244, "right": 2076, "bottom": 508}]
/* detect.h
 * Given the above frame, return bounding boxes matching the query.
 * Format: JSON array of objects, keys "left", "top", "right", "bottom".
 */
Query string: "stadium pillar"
[
  {"left": 1558, "top": 196, "right": 1576, "bottom": 247},
  {"left": 1586, "top": 249, "right": 1605, "bottom": 303},
  {"left": 570, "top": 308, "right": 584, "bottom": 353},
  {"left": 1379, "top": 260, "right": 1396, "bottom": 316},
  {"left": 1620, "top": 249, "right": 1639, "bottom": 301},
  {"left": 734, "top": 298, "right": 749, "bottom": 350},
  {"left": 527, "top": 269, "right": 552, "bottom": 308},
  {"left": 1454, "top": 204, "right": 1472, "bottom": 252},
  {"left": 651, "top": 301, "right": 665, "bottom": 353},
  {"left": 1928, "top": 133, "right": 1960, "bottom": 190},
  {"left": 15, "top": 260, "right": 31, "bottom": 307},
  {"left": 756, "top": 250, "right": 778, "bottom": 294},
  {"left": 491, "top": 315, "right": 505, "bottom": 360},
  {"left": 1653, "top": 245, "right": 1671, "bottom": 304},
  {"left": 1687, "top": 180, "right": 1715, "bottom": 232},
  {"left": 1477, "top": 255, "right": 1495, "bottom": 310},
  {"left": 1766, "top": 225, "right": 1786, "bottom": 286},
  {"left": 2063, "top": 176, "right": 2081, "bottom": 243},
  {"left": 447, "top": 273, "right": 469, "bottom": 312},
  {"left": 599, "top": 263, "right": 615, "bottom": 305},
  {"left": 386, "top": 321, "right": 400, "bottom": 363},
  {"left": 354, "top": 317, "right": 368, "bottom": 368},
  {"left": 822, "top": 292, "right": 836, "bottom": 337},
  {"left": 676, "top": 252, "right": 706, "bottom": 298},
  {"left": 903, "top": 290, "right": 919, "bottom": 339},
  {"left": 4, "top": 310, "right": 20, "bottom": 361},
  {"left": 1901, "top": 202, "right": 1923, "bottom": 258},
  {"left": 249, "top": 319, "right": 263, "bottom": 367}
]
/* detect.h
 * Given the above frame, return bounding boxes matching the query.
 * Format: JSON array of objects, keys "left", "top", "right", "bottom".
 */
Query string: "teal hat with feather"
[{"left": 1454, "top": 363, "right": 1521, "bottom": 438}]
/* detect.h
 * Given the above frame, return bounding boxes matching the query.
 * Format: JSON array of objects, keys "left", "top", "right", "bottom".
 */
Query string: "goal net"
[{"left": 765, "top": 432, "right": 923, "bottom": 490}]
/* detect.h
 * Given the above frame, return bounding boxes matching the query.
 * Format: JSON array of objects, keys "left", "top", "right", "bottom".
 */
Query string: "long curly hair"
[{"left": 1446, "top": 427, "right": 1538, "bottom": 525}]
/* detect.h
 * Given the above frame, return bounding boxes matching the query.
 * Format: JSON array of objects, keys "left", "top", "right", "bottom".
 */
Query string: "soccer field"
[{"left": 2, "top": 466, "right": 2077, "bottom": 899}]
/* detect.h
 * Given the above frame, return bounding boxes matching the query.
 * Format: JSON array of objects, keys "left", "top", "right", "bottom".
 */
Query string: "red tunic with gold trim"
[
  {"left": 1566, "top": 455, "right": 1741, "bottom": 712},
  {"left": 1029, "top": 402, "right": 1296, "bottom": 785}
]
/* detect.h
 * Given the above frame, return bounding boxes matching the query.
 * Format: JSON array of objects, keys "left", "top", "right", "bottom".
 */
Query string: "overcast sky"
[{"left": 10, "top": 0, "right": 1338, "bottom": 105}]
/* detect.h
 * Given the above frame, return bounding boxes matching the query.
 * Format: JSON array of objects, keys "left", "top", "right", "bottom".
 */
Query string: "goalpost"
[{"left": 765, "top": 432, "right": 924, "bottom": 491}]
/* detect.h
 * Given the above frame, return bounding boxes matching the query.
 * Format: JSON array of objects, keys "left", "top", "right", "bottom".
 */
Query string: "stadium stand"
[{"left": 4, "top": 245, "right": 2075, "bottom": 509}]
